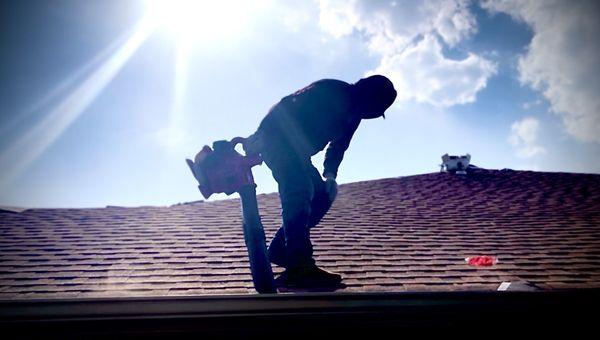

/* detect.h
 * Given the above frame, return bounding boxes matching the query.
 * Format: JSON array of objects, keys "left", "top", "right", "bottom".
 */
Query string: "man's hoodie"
[{"left": 256, "top": 79, "right": 361, "bottom": 178}]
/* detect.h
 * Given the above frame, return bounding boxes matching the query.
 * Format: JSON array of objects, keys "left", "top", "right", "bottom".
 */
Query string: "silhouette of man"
[{"left": 245, "top": 75, "right": 397, "bottom": 288}]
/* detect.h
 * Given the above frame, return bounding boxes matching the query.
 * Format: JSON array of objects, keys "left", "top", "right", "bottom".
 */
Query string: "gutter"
[{"left": 1, "top": 290, "right": 598, "bottom": 336}]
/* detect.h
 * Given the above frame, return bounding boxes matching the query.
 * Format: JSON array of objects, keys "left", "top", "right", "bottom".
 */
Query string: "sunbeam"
[
  {"left": 146, "top": 0, "right": 262, "bottom": 151},
  {"left": 156, "top": 40, "right": 191, "bottom": 149},
  {"left": 0, "top": 18, "right": 156, "bottom": 189},
  {"left": 0, "top": 30, "right": 131, "bottom": 139}
]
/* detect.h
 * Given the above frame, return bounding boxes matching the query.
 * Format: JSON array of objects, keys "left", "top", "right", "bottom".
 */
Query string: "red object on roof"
[{"left": 466, "top": 256, "right": 498, "bottom": 267}]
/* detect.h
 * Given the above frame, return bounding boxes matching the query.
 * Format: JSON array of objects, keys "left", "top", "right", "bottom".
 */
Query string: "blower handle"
[
  {"left": 230, "top": 136, "right": 247, "bottom": 149},
  {"left": 230, "top": 136, "right": 263, "bottom": 167},
  {"left": 230, "top": 136, "right": 275, "bottom": 293}
]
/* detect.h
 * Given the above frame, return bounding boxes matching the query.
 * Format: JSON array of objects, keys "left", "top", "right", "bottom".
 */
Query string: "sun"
[
  {"left": 141, "top": 1, "right": 264, "bottom": 150},
  {"left": 144, "top": 0, "right": 253, "bottom": 45}
]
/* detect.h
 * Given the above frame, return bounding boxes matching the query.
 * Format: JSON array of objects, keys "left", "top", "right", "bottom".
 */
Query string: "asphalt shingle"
[{"left": 1, "top": 168, "right": 599, "bottom": 298}]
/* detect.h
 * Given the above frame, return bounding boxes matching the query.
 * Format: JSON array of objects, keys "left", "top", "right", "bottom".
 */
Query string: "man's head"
[{"left": 353, "top": 75, "right": 397, "bottom": 119}]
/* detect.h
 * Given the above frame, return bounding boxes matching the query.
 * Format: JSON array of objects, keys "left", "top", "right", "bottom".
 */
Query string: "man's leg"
[
  {"left": 262, "top": 149, "right": 315, "bottom": 269},
  {"left": 268, "top": 163, "right": 333, "bottom": 267},
  {"left": 307, "top": 164, "right": 333, "bottom": 229},
  {"left": 263, "top": 155, "right": 343, "bottom": 286}
]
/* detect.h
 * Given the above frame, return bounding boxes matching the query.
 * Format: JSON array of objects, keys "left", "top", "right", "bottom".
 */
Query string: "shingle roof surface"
[{"left": 1, "top": 169, "right": 599, "bottom": 299}]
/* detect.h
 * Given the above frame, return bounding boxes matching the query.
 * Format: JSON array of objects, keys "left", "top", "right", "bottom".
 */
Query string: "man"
[{"left": 245, "top": 75, "right": 397, "bottom": 288}]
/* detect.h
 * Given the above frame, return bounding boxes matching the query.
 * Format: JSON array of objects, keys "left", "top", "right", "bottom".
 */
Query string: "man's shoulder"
[
  {"left": 312, "top": 79, "right": 352, "bottom": 89},
  {"left": 314, "top": 78, "right": 351, "bottom": 85},
  {"left": 292, "top": 79, "right": 351, "bottom": 96}
]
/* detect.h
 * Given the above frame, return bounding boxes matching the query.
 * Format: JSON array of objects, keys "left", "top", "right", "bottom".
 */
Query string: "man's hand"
[{"left": 324, "top": 174, "right": 338, "bottom": 202}]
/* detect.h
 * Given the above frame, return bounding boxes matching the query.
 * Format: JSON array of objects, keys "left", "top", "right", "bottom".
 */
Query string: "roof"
[{"left": 1, "top": 168, "right": 599, "bottom": 299}]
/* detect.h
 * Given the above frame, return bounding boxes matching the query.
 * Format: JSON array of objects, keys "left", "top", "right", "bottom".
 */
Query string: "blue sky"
[{"left": 1, "top": 0, "right": 599, "bottom": 208}]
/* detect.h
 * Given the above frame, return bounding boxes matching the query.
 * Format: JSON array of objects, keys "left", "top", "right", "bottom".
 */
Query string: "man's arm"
[{"left": 322, "top": 119, "right": 360, "bottom": 179}]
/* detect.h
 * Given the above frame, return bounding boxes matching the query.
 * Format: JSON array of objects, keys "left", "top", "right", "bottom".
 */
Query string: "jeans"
[{"left": 259, "top": 138, "right": 333, "bottom": 269}]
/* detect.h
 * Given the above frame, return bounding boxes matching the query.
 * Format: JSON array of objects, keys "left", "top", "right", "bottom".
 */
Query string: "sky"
[{"left": 0, "top": 0, "right": 599, "bottom": 208}]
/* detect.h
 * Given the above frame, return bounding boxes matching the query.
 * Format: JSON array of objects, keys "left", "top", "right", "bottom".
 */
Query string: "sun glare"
[
  {"left": 144, "top": 0, "right": 254, "bottom": 44},
  {"left": 142, "top": 1, "right": 265, "bottom": 150}
]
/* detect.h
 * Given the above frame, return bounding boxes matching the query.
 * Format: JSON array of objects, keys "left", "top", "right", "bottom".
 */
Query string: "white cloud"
[
  {"left": 319, "top": 0, "right": 477, "bottom": 51},
  {"left": 508, "top": 117, "right": 545, "bottom": 158},
  {"left": 372, "top": 35, "right": 496, "bottom": 106},
  {"left": 317, "top": 0, "right": 360, "bottom": 38},
  {"left": 482, "top": 0, "right": 600, "bottom": 143},
  {"left": 318, "top": 0, "right": 496, "bottom": 107},
  {"left": 522, "top": 99, "right": 542, "bottom": 110}
]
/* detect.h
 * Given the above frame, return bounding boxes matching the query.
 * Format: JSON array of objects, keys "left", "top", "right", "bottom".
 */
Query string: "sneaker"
[{"left": 277, "top": 264, "right": 342, "bottom": 288}]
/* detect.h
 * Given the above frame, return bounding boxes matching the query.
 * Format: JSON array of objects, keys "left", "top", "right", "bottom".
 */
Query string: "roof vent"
[{"left": 441, "top": 154, "right": 471, "bottom": 175}]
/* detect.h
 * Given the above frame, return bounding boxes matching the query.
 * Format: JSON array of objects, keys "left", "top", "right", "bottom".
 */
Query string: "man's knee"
[
  {"left": 281, "top": 195, "right": 312, "bottom": 225},
  {"left": 278, "top": 172, "right": 315, "bottom": 210},
  {"left": 307, "top": 190, "right": 332, "bottom": 228}
]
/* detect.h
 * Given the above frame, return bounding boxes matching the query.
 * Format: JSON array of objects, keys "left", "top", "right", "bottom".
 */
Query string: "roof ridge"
[{"left": 11, "top": 169, "right": 600, "bottom": 212}]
